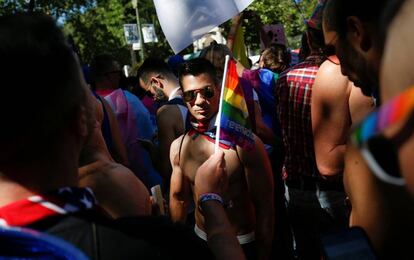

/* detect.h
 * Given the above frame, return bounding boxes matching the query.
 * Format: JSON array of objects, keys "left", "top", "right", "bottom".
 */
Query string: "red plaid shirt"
[{"left": 276, "top": 55, "right": 322, "bottom": 179}]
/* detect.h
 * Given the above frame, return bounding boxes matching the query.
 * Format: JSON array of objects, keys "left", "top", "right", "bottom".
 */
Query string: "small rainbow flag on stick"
[{"left": 215, "top": 55, "right": 255, "bottom": 152}]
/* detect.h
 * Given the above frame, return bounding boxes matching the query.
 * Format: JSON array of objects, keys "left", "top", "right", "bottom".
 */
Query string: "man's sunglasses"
[{"left": 183, "top": 86, "right": 215, "bottom": 102}]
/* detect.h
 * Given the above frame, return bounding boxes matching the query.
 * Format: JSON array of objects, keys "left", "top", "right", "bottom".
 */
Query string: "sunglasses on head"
[{"left": 183, "top": 86, "right": 215, "bottom": 102}]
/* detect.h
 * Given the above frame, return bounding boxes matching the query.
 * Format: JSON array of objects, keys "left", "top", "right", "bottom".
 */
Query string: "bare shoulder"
[
  {"left": 79, "top": 161, "right": 149, "bottom": 198},
  {"left": 170, "top": 134, "right": 187, "bottom": 161},
  {"left": 318, "top": 59, "right": 341, "bottom": 75},
  {"left": 80, "top": 161, "right": 129, "bottom": 184},
  {"left": 316, "top": 60, "right": 347, "bottom": 81},
  {"left": 79, "top": 160, "right": 111, "bottom": 182},
  {"left": 313, "top": 60, "right": 351, "bottom": 105}
]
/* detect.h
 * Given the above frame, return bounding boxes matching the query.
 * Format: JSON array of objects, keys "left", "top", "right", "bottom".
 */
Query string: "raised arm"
[
  {"left": 227, "top": 13, "right": 243, "bottom": 52},
  {"left": 169, "top": 136, "right": 191, "bottom": 223},
  {"left": 239, "top": 136, "right": 274, "bottom": 259},
  {"left": 311, "top": 60, "right": 351, "bottom": 176}
]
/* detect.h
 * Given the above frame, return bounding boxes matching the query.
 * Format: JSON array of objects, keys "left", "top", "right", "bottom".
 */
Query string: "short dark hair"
[
  {"left": 0, "top": 12, "right": 87, "bottom": 164},
  {"left": 137, "top": 57, "right": 175, "bottom": 84},
  {"left": 306, "top": 27, "right": 325, "bottom": 53},
  {"left": 178, "top": 58, "right": 219, "bottom": 88},
  {"left": 324, "top": 0, "right": 389, "bottom": 41},
  {"left": 90, "top": 54, "right": 117, "bottom": 83}
]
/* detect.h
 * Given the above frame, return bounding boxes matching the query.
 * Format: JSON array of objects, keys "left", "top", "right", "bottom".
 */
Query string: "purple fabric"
[
  {"left": 242, "top": 69, "right": 278, "bottom": 132},
  {"left": 102, "top": 89, "right": 162, "bottom": 188}
]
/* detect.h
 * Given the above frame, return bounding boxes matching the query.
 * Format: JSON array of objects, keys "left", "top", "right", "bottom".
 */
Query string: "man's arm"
[
  {"left": 227, "top": 13, "right": 243, "bottom": 52},
  {"left": 239, "top": 136, "right": 274, "bottom": 259},
  {"left": 311, "top": 60, "right": 351, "bottom": 176},
  {"left": 195, "top": 150, "right": 246, "bottom": 260},
  {"left": 169, "top": 136, "right": 191, "bottom": 223},
  {"left": 157, "top": 105, "right": 184, "bottom": 187}
]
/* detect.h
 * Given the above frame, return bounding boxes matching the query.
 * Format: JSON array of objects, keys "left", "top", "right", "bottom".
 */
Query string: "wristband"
[{"left": 198, "top": 193, "right": 224, "bottom": 213}]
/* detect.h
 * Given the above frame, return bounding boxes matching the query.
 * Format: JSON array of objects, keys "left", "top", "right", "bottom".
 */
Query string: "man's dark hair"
[
  {"left": 0, "top": 12, "right": 87, "bottom": 164},
  {"left": 304, "top": 27, "right": 328, "bottom": 66},
  {"left": 299, "top": 32, "right": 311, "bottom": 61},
  {"left": 90, "top": 54, "right": 117, "bottom": 83},
  {"left": 137, "top": 57, "right": 175, "bottom": 84},
  {"left": 306, "top": 27, "right": 325, "bottom": 53},
  {"left": 324, "top": 0, "right": 389, "bottom": 41},
  {"left": 178, "top": 58, "right": 219, "bottom": 88}
]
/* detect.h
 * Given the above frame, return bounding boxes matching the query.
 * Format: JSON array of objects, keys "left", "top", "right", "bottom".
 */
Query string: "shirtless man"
[
  {"left": 312, "top": 56, "right": 375, "bottom": 177},
  {"left": 322, "top": 0, "right": 414, "bottom": 258},
  {"left": 137, "top": 58, "right": 188, "bottom": 190},
  {"left": 169, "top": 58, "right": 274, "bottom": 260}
]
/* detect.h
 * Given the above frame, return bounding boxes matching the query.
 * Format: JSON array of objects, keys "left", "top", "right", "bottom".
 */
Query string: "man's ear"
[
  {"left": 150, "top": 76, "right": 163, "bottom": 89},
  {"left": 346, "top": 16, "right": 372, "bottom": 53}
]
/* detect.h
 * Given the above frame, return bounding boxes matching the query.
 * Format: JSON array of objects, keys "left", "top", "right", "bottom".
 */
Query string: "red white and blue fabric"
[
  {"left": 276, "top": 55, "right": 321, "bottom": 179},
  {"left": 0, "top": 187, "right": 97, "bottom": 227},
  {"left": 189, "top": 115, "right": 233, "bottom": 150}
]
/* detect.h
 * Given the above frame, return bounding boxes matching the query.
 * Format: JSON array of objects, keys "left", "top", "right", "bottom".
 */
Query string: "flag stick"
[{"left": 215, "top": 55, "right": 230, "bottom": 153}]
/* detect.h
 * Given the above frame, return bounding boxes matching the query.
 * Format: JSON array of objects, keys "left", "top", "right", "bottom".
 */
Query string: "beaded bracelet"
[{"left": 198, "top": 193, "right": 224, "bottom": 212}]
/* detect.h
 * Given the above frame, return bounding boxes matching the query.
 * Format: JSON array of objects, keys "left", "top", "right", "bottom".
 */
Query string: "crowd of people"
[{"left": 0, "top": 0, "right": 414, "bottom": 259}]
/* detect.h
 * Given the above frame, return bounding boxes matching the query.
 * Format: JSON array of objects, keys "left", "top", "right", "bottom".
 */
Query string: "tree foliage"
[
  {"left": 0, "top": 0, "right": 318, "bottom": 65},
  {"left": 0, "top": 0, "right": 93, "bottom": 18},
  {"left": 64, "top": 0, "right": 130, "bottom": 65},
  {"left": 64, "top": 0, "right": 174, "bottom": 65},
  {"left": 246, "top": 0, "right": 318, "bottom": 50}
]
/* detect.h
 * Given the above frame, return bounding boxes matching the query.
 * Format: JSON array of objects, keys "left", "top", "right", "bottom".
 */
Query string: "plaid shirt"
[{"left": 276, "top": 55, "right": 322, "bottom": 179}]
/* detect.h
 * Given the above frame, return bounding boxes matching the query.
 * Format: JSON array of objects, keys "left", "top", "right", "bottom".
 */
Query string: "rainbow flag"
[
  {"left": 218, "top": 59, "right": 254, "bottom": 150},
  {"left": 352, "top": 86, "right": 414, "bottom": 146}
]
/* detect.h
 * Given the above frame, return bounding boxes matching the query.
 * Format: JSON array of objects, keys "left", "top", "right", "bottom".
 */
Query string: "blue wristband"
[{"left": 198, "top": 193, "right": 224, "bottom": 211}]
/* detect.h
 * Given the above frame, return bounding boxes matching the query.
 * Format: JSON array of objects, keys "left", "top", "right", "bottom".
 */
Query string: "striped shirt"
[{"left": 276, "top": 55, "right": 322, "bottom": 179}]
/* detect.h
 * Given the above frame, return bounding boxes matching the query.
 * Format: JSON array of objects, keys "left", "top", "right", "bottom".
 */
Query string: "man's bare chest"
[{"left": 180, "top": 134, "right": 243, "bottom": 183}]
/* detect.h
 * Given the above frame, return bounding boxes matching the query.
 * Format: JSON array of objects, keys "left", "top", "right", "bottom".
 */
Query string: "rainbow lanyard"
[{"left": 352, "top": 86, "right": 414, "bottom": 146}]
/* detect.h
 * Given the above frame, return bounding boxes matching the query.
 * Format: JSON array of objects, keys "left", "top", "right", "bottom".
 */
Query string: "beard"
[
  {"left": 339, "top": 45, "right": 378, "bottom": 98},
  {"left": 154, "top": 87, "right": 168, "bottom": 102}
]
